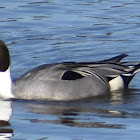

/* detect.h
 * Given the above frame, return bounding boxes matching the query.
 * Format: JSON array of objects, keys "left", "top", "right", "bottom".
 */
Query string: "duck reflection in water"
[
  {"left": 0, "top": 100, "right": 13, "bottom": 140},
  {"left": 24, "top": 98, "right": 127, "bottom": 129}
]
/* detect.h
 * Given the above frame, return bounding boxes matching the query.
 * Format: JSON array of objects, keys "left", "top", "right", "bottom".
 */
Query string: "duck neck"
[{"left": 0, "top": 67, "right": 14, "bottom": 99}]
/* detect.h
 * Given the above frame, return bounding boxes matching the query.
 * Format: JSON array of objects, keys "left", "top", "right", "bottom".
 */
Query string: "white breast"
[{"left": 0, "top": 67, "right": 14, "bottom": 99}]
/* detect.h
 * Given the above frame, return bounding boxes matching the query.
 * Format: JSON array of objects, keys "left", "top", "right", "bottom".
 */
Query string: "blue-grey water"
[{"left": 0, "top": 0, "right": 140, "bottom": 139}]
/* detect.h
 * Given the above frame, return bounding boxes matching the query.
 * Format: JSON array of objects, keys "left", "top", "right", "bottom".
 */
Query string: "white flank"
[
  {"left": 109, "top": 76, "right": 124, "bottom": 91},
  {"left": 0, "top": 67, "right": 14, "bottom": 99}
]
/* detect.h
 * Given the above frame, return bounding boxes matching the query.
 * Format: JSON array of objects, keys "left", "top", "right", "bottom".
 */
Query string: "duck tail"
[
  {"left": 133, "top": 63, "right": 140, "bottom": 75},
  {"left": 121, "top": 63, "right": 140, "bottom": 86}
]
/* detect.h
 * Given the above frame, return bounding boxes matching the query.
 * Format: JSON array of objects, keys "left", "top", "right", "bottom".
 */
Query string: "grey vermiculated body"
[{"left": 13, "top": 63, "right": 110, "bottom": 100}]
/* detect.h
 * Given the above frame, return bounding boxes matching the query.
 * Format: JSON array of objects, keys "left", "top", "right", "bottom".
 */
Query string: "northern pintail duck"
[{"left": 0, "top": 40, "right": 140, "bottom": 100}]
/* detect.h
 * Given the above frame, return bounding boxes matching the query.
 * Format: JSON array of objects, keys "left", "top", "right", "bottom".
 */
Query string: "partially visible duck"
[{"left": 0, "top": 40, "right": 139, "bottom": 100}]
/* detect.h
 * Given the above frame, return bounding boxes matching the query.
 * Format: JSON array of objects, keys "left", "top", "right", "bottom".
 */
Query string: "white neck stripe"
[{"left": 0, "top": 67, "right": 14, "bottom": 99}]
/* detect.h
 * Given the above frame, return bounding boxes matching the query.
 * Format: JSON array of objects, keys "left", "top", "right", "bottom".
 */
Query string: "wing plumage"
[{"left": 13, "top": 54, "right": 140, "bottom": 100}]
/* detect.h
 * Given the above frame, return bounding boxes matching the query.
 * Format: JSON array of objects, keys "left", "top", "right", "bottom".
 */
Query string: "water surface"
[{"left": 0, "top": 0, "right": 140, "bottom": 139}]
